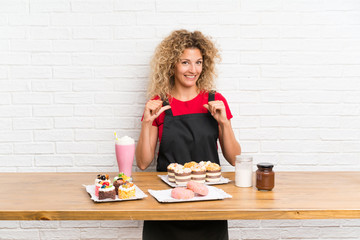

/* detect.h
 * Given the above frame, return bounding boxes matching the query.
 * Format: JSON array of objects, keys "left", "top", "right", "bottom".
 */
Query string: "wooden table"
[{"left": 1, "top": 172, "right": 360, "bottom": 221}]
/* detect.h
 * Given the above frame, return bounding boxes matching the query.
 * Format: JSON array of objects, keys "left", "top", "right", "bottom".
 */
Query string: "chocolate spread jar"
[{"left": 256, "top": 163, "right": 274, "bottom": 191}]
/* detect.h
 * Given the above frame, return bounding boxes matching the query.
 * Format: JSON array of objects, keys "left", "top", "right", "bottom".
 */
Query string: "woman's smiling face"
[{"left": 174, "top": 48, "right": 203, "bottom": 89}]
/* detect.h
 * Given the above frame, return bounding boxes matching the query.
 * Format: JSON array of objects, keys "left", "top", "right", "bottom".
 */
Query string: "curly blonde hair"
[{"left": 148, "top": 29, "right": 221, "bottom": 101}]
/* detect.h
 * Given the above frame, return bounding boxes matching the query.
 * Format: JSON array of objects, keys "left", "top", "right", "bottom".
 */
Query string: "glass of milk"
[
  {"left": 235, "top": 155, "right": 253, "bottom": 187},
  {"left": 115, "top": 135, "right": 135, "bottom": 176}
]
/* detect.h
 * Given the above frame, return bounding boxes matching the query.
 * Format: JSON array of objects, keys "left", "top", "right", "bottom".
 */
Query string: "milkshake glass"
[{"left": 115, "top": 136, "right": 135, "bottom": 176}]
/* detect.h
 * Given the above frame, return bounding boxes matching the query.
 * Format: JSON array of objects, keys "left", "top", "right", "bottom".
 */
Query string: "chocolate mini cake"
[
  {"left": 206, "top": 163, "right": 221, "bottom": 182},
  {"left": 113, "top": 179, "right": 125, "bottom": 194},
  {"left": 98, "top": 185, "right": 116, "bottom": 200},
  {"left": 113, "top": 173, "right": 131, "bottom": 194},
  {"left": 191, "top": 165, "right": 206, "bottom": 183},
  {"left": 175, "top": 167, "right": 191, "bottom": 186},
  {"left": 167, "top": 163, "right": 182, "bottom": 183}
]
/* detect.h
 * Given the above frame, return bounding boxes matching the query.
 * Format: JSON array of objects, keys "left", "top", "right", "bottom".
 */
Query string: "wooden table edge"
[{"left": 2, "top": 210, "right": 360, "bottom": 221}]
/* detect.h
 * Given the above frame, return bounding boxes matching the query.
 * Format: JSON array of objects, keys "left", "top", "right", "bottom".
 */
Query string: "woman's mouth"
[{"left": 185, "top": 75, "right": 196, "bottom": 79}]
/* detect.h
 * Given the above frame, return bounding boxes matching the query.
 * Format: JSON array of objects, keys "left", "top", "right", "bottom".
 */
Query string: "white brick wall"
[
  {"left": 1, "top": 220, "right": 360, "bottom": 240},
  {"left": 1, "top": 0, "right": 360, "bottom": 239}
]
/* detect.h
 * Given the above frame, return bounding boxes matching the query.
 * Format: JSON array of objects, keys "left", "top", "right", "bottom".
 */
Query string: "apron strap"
[
  {"left": 208, "top": 91, "right": 216, "bottom": 102},
  {"left": 206, "top": 91, "right": 216, "bottom": 114},
  {"left": 162, "top": 99, "right": 173, "bottom": 116}
]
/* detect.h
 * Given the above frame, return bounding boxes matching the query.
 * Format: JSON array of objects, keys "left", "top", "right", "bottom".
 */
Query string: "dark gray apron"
[{"left": 143, "top": 92, "right": 229, "bottom": 240}]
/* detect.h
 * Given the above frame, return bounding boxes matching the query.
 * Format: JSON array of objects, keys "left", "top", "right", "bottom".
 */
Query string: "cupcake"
[
  {"left": 118, "top": 182, "right": 136, "bottom": 199},
  {"left": 98, "top": 184, "right": 116, "bottom": 200},
  {"left": 206, "top": 163, "right": 221, "bottom": 182},
  {"left": 175, "top": 167, "right": 192, "bottom": 186},
  {"left": 191, "top": 165, "right": 206, "bottom": 183},
  {"left": 167, "top": 163, "right": 182, "bottom": 183}
]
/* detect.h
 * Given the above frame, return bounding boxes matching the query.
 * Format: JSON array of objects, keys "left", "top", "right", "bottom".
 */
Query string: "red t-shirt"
[{"left": 150, "top": 92, "right": 233, "bottom": 144}]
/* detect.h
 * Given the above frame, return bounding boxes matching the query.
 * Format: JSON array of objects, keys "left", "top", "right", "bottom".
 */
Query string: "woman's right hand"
[{"left": 142, "top": 100, "right": 171, "bottom": 124}]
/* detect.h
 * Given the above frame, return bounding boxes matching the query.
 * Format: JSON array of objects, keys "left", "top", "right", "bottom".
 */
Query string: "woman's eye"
[
  {"left": 182, "top": 61, "right": 189, "bottom": 65},
  {"left": 196, "top": 61, "right": 203, "bottom": 65}
]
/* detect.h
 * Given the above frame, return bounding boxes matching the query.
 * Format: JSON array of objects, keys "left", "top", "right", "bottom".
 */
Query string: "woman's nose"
[{"left": 189, "top": 63, "right": 196, "bottom": 73}]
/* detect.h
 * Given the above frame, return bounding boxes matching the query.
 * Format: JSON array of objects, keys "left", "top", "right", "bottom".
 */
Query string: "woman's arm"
[
  {"left": 218, "top": 119, "right": 241, "bottom": 166},
  {"left": 204, "top": 101, "right": 241, "bottom": 166},
  {"left": 135, "top": 122, "right": 159, "bottom": 170},
  {"left": 136, "top": 100, "right": 171, "bottom": 170}
]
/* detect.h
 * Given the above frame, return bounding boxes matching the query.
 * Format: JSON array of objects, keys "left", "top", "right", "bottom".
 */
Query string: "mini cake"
[
  {"left": 118, "top": 182, "right": 136, "bottom": 199},
  {"left": 167, "top": 163, "right": 182, "bottom": 183},
  {"left": 95, "top": 174, "right": 111, "bottom": 197},
  {"left": 113, "top": 173, "right": 131, "bottom": 194},
  {"left": 206, "top": 163, "right": 221, "bottom": 182},
  {"left": 184, "top": 161, "right": 198, "bottom": 169},
  {"left": 175, "top": 167, "right": 192, "bottom": 186},
  {"left": 98, "top": 184, "right": 116, "bottom": 200},
  {"left": 191, "top": 165, "right": 206, "bottom": 183}
]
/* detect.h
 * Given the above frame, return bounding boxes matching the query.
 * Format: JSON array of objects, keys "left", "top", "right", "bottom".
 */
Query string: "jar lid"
[{"left": 257, "top": 162, "right": 274, "bottom": 168}]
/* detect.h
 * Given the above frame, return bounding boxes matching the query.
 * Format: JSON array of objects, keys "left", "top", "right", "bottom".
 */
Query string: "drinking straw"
[{"left": 114, "top": 131, "right": 118, "bottom": 140}]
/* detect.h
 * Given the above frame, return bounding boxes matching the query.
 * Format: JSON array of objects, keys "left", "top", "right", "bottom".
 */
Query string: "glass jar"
[
  {"left": 235, "top": 155, "right": 253, "bottom": 187},
  {"left": 256, "top": 163, "right": 275, "bottom": 191}
]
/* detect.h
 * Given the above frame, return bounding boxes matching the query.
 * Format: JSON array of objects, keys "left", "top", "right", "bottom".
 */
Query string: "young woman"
[{"left": 136, "top": 29, "right": 241, "bottom": 240}]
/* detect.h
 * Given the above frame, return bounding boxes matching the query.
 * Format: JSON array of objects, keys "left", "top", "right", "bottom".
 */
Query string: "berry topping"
[{"left": 97, "top": 174, "right": 109, "bottom": 180}]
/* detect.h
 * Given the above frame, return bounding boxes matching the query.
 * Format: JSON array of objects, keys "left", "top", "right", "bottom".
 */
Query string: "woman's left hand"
[{"left": 203, "top": 101, "right": 228, "bottom": 125}]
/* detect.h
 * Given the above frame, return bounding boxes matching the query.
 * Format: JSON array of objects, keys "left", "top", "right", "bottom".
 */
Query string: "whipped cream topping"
[
  {"left": 168, "top": 163, "right": 182, "bottom": 170},
  {"left": 115, "top": 136, "right": 135, "bottom": 145},
  {"left": 99, "top": 185, "right": 115, "bottom": 192},
  {"left": 199, "top": 161, "right": 211, "bottom": 167},
  {"left": 175, "top": 167, "right": 191, "bottom": 174},
  {"left": 119, "top": 184, "right": 135, "bottom": 191},
  {"left": 192, "top": 165, "right": 206, "bottom": 172}
]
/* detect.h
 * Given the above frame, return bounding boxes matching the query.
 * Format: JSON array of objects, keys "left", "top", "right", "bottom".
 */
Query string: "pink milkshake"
[{"left": 115, "top": 136, "right": 135, "bottom": 177}]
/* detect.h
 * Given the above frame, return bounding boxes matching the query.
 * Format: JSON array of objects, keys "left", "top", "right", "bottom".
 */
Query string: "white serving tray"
[
  {"left": 84, "top": 184, "right": 147, "bottom": 203},
  {"left": 158, "top": 174, "right": 231, "bottom": 188},
  {"left": 148, "top": 186, "right": 232, "bottom": 203}
]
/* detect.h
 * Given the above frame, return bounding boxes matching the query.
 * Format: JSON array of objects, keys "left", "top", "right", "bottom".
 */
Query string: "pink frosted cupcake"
[{"left": 95, "top": 174, "right": 111, "bottom": 197}]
